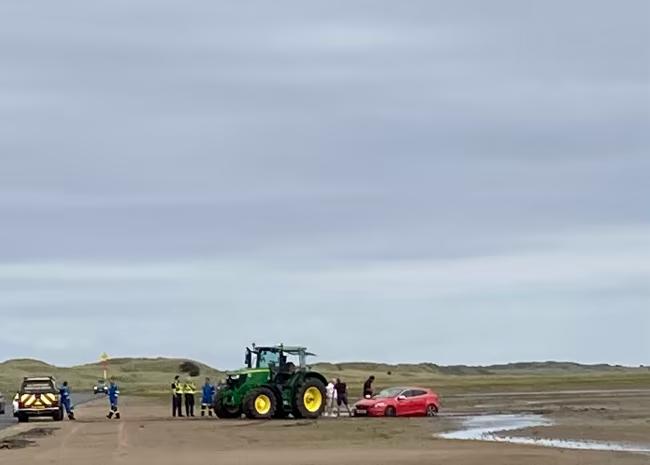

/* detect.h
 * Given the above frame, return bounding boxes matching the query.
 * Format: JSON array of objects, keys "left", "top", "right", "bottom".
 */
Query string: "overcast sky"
[{"left": 0, "top": 1, "right": 648, "bottom": 368}]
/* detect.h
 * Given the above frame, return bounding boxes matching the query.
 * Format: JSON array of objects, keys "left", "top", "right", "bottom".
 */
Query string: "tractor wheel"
[
  {"left": 292, "top": 378, "right": 326, "bottom": 419},
  {"left": 385, "top": 406, "right": 397, "bottom": 417},
  {"left": 213, "top": 392, "right": 241, "bottom": 419},
  {"left": 243, "top": 387, "right": 277, "bottom": 419}
]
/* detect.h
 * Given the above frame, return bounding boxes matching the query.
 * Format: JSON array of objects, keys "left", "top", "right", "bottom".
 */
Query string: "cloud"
[{"left": 0, "top": 0, "right": 648, "bottom": 366}]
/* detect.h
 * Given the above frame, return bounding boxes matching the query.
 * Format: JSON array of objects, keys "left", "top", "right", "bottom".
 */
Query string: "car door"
[
  {"left": 408, "top": 389, "right": 428, "bottom": 415},
  {"left": 396, "top": 390, "right": 418, "bottom": 416}
]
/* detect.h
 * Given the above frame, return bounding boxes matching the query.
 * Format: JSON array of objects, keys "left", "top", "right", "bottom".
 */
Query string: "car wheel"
[
  {"left": 426, "top": 404, "right": 438, "bottom": 417},
  {"left": 385, "top": 406, "right": 397, "bottom": 417}
]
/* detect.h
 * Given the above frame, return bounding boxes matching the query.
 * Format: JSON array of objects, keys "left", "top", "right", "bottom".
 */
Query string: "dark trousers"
[
  {"left": 107, "top": 402, "right": 120, "bottom": 419},
  {"left": 184, "top": 394, "right": 195, "bottom": 416},
  {"left": 173, "top": 394, "right": 183, "bottom": 417}
]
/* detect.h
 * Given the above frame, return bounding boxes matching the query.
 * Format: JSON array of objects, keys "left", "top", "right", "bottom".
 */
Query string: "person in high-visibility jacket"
[
  {"left": 183, "top": 379, "right": 196, "bottom": 417},
  {"left": 106, "top": 377, "right": 121, "bottom": 419},
  {"left": 59, "top": 381, "right": 76, "bottom": 420},
  {"left": 200, "top": 377, "right": 216, "bottom": 417},
  {"left": 171, "top": 375, "right": 183, "bottom": 417}
]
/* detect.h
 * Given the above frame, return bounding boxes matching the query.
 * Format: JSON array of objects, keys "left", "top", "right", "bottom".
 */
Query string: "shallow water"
[{"left": 438, "top": 414, "right": 650, "bottom": 453}]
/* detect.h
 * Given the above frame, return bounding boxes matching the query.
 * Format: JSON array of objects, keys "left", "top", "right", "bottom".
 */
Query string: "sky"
[{"left": 0, "top": 1, "right": 648, "bottom": 368}]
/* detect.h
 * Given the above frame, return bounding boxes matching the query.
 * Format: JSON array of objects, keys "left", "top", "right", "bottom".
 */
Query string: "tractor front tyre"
[
  {"left": 243, "top": 387, "right": 277, "bottom": 419},
  {"left": 293, "top": 378, "right": 326, "bottom": 419},
  {"left": 213, "top": 392, "right": 241, "bottom": 419}
]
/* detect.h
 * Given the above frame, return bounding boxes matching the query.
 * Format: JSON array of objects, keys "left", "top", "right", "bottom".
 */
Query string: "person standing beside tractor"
[
  {"left": 334, "top": 378, "right": 351, "bottom": 417},
  {"left": 172, "top": 375, "right": 183, "bottom": 417},
  {"left": 106, "top": 377, "right": 120, "bottom": 419},
  {"left": 184, "top": 378, "right": 196, "bottom": 417},
  {"left": 325, "top": 378, "right": 337, "bottom": 416},
  {"left": 201, "top": 377, "right": 216, "bottom": 417},
  {"left": 59, "top": 381, "right": 75, "bottom": 420},
  {"left": 363, "top": 375, "right": 375, "bottom": 398}
]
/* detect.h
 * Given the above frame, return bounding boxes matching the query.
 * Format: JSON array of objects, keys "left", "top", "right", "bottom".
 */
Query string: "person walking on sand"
[
  {"left": 335, "top": 378, "right": 351, "bottom": 417},
  {"left": 363, "top": 375, "right": 375, "bottom": 398},
  {"left": 106, "top": 377, "right": 120, "bottom": 419},
  {"left": 172, "top": 375, "right": 183, "bottom": 417},
  {"left": 59, "top": 381, "right": 75, "bottom": 420},
  {"left": 325, "top": 378, "right": 337, "bottom": 416}
]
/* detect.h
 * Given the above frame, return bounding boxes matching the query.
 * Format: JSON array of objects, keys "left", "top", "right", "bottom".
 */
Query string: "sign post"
[{"left": 100, "top": 352, "right": 110, "bottom": 381}]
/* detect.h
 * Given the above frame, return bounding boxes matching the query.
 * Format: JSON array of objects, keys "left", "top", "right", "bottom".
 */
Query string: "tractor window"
[{"left": 256, "top": 351, "right": 280, "bottom": 368}]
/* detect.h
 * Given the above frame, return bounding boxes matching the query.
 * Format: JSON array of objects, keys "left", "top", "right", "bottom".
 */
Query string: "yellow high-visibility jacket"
[
  {"left": 173, "top": 380, "right": 183, "bottom": 395},
  {"left": 183, "top": 382, "right": 196, "bottom": 395}
]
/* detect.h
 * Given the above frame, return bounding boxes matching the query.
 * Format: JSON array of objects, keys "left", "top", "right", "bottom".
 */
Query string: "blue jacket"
[
  {"left": 59, "top": 386, "right": 71, "bottom": 400},
  {"left": 108, "top": 383, "right": 120, "bottom": 403},
  {"left": 201, "top": 383, "right": 215, "bottom": 404}
]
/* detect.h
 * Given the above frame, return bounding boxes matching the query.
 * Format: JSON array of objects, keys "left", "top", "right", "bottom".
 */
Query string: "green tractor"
[{"left": 213, "top": 344, "right": 328, "bottom": 419}]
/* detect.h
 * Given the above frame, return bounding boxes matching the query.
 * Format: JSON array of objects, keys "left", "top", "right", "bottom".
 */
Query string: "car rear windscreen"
[{"left": 22, "top": 381, "right": 55, "bottom": 392}]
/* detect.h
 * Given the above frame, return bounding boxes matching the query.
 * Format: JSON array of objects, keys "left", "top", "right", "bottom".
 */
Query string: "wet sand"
[{"left": 0, "top": 390, "right": 648, "bottom": 465}]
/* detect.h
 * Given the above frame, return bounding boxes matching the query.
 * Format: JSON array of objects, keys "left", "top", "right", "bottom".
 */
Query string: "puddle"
[
  {"left": 0, "top": 438, "right": 35, "bottom": 450},
  {"left": 437, "top": 414, "right": 650, "bottom": 454},
  {"left": 0, "top": 427, "right": 56, "bottom": 450}
]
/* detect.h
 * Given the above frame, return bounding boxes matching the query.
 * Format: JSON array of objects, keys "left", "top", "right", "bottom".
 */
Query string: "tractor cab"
[{"left": 245, "top": 344, "right": 315, "bottom": 372}]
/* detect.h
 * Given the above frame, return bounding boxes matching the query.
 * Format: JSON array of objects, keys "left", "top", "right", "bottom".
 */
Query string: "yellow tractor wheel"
[
  {"left": 244, "top": 387, "right": 277, "bottom": 419},
  {"left": 293, "top": 378, "right": 326, "bottom": 419}
]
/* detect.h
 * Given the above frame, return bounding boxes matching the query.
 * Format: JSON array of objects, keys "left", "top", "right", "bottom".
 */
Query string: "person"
[
  {"left": 334, "top": 378, "right": 351, "bottom": 417},
  {"left": 172, "top": 375, "right": 183, "bottom": 417},
  {"left": 106, "top": 377, "right": 120, "bottom": 419},
  {"left": 325, "top": 378, "right": 337, "bottom": 417},
  {"left": 363, "top": 375, "right": 375, "bottom": 398},
  {"left": 184, "top": 378, "right": 196, "bottom": 417},
  {"left": 59, "top": 381, "right": 75, "bottom": 420},
  {"left": 200, "top": 377, "right": 216, "bottom": 417}
]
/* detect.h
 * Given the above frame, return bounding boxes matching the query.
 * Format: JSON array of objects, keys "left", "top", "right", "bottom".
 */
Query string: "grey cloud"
[{"left": 0, "top": 0, "right": 648, "bottom": 366}]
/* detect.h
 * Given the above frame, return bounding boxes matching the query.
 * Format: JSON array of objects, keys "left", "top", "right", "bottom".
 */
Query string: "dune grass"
[
  {"left": 0, "top": 358, "right": 222, "bottom": 398},
  {"left": 314, "top": 362, "right": 650, "bottom": 397},
  {"left": 1, "top": 358, "right": 648, "bottom": 399}
]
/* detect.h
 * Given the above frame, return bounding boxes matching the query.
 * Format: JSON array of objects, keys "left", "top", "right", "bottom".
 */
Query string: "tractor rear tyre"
[
  {"left": 292, "top": 378, "right": 326, "bottom": 419},
  {"left": 243, "top": 387, "right": 277, "bottom": 419},
  {"left": 213, "top": 391, "right": 241, "bottom": 419}
]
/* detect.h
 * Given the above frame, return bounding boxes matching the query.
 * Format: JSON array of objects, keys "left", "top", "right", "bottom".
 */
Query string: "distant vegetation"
[
  {"left": 0, "top": 358, "right": 222, "bottom": 398},
  {"left": 1, "top": 358, "right": 648, "bottom": 398}
]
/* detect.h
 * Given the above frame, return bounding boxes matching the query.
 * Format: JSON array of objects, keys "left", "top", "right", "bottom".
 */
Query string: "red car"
[{"left": 353, "top": 386, "right": 440, "bottom": 417}]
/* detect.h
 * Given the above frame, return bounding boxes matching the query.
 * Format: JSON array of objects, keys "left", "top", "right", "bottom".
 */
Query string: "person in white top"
[{"left": 325, "top": 378, "right": 337, "bottom": 416}]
